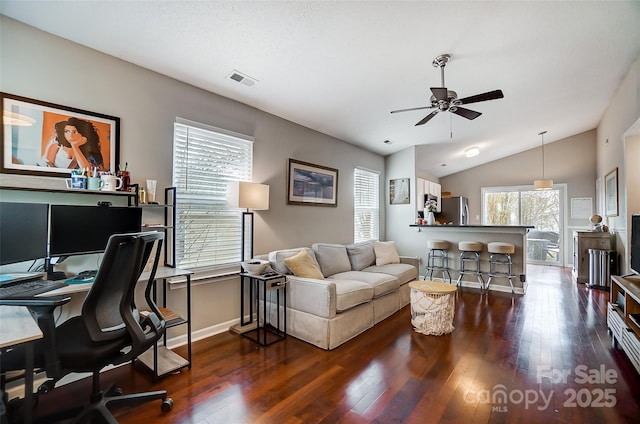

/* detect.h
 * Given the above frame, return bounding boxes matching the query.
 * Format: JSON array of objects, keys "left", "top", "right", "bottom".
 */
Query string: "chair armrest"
[
  {"left": 285, "top": 276, "right": 337, "bottom": 319},
  {"left": 0, "top": 295, "right": 71, "bottom": 307},
  {"left": 399, "top": 256, "right": 420, "bottom": 271},
  {"left": 0, "top": 296, "right": 71, "bottom": 380}
]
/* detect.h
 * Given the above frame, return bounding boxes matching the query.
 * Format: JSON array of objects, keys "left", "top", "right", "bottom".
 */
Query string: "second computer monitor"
[{"left": 49, "top": 205, "right": 142, "bottom": 257}]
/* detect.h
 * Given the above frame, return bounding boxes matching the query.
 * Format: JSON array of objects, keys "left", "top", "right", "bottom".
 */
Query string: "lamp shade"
[
  {"left": 227, "top": 181, "right": 270, "bottom": 210},
  {"left": 534, "top": 179, "right": 554, "bottom": 190}
]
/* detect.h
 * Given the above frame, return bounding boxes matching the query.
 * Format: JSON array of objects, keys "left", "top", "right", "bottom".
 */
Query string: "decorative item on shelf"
[
  {"left": 146, "top": 179, "right": 157, "bottom": 203},
  {"left": 138, "top": 186, "right": 146, "bottom": 204},
  {"left": 227, "top": 181, "right": 270, "bottom": 261},
  {"left": 534, "top": 130, "right": 553, "bottom": 190},
  {"left": 100, "top": 173, "right": 123, "bottom": 191},
  {"left": 589, "top": 214, "right": 603, "bottom": 232},
  {"left": 240, "top": 259, "right": 270, "bottom": 275},
  {"left": 425, "top": 199, "right": 438, "bottom": 225},
  {"left": 117, "top": 162, "right": 130, "bottom": 192}
]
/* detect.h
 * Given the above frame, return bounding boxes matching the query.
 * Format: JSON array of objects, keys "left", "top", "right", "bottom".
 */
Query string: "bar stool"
[
  {"left": 425, "top": 240, "right": 451, "bottom": 283},
  {"left": 457, "top": 241, "right": 485, "bottom": 290},
  {"left": 487, "top": 242, "right": 516, "bottom": 293}
]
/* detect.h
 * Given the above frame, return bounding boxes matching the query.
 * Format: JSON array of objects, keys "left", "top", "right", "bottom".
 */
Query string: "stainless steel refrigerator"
[{"left": 436, "top": 196, "right": 469, "bottom": 225}]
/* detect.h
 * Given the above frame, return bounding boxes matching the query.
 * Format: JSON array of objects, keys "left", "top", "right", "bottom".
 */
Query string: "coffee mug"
[
  {"left": 65, "top": 175, "right": 87, "bottom": 189},
  {"left": 87, "top": 176, "right": 104, "bottom": 191},
  {"left": 100, "top": 175, "right": 123, "bottom": 191},
  {"left": 117, "top": 170, "right": 130, "bottom": 192}
]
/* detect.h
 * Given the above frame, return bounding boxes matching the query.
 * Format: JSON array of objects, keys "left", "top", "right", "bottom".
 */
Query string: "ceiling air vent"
[{"left": 227, "top": 70, "right": 258, "bottom": 87}]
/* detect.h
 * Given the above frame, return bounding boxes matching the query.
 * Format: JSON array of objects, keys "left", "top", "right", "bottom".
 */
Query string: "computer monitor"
[
  {"left": 0, "top": 202, "right": 49, "bottom": 266},
  {"left": 49, "top": 205, "right": 142, "bottom": 257}
]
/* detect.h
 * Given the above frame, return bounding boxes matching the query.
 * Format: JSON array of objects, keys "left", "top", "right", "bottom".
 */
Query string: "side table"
[
  {"left": 409, "top": 280, "right": 457, "bottom": 336},
  {"left": 238, "top": 272, "right": 287, "bottom": 346}
]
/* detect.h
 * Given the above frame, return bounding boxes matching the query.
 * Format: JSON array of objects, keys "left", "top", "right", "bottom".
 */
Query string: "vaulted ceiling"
[{"left": 2, "top": 1, "right": 639, "bottom": 177}]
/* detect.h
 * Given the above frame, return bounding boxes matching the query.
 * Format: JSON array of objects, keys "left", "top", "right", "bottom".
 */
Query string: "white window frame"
[
  {"left": 172, "top": 118, "right": 253, "bottom": 274},
  {"left": 354, "top": 167, "right": 380, "bottom": 243}
]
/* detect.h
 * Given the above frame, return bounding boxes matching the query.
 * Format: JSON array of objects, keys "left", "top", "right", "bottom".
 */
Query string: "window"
[
  {"left": 173, "top": 118, "right": 253, "bottom": 270},
  {"left": 483, "top": 185, "right": 564, "bottom": 265},
  {"left": 354, "top": 167, "right": 380, "bottom": 242}
]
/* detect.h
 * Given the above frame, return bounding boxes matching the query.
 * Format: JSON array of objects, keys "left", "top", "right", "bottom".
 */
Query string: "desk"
[
  {"left": 0, "top": 265, "right": 192, "bottom": 416},
  {"left": 0, "top": 306, "right": 42, "bottom": 424}
]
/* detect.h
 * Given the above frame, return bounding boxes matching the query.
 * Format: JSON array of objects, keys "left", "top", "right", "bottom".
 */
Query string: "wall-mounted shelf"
[{"left": 0, "top": 184, "right": 137, "bottom": 204}]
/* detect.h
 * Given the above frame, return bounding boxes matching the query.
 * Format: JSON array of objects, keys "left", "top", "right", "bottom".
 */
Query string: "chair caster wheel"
[{"left": 161, "top": 397, "right": 174, "bottom": 412}]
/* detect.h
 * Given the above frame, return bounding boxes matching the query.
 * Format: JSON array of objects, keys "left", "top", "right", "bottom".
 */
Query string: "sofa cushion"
[
  {"left": 346, "top": 240, "right": 376, "bottom": 271},
  {"left": 374, "top": 241, "right": 400, "bottom": 266},
  {"left": 284, "top": 249, "right": 324, "bottom": 279},
  {"left": 268, "top": 247, "right": 319, "bottom": 275},
  {"left": 329, "top": 270, "right": 399, "bottom": 298},
  {"left": 364, "top": 263, "right": 418, "bottom": 285},
  {"left": 312, "top": 243, "right": 352, "bottom": 277},
  {"left": 332, "top": 279, "right": 374, "bottom": 312}
]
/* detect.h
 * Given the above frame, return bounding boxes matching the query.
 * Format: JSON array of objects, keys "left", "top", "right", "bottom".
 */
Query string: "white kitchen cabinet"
[{"left": 416, "top": 178, "right": 441, "bottom": 212}]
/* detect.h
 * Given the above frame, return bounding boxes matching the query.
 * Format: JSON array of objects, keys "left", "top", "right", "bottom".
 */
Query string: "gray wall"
[
  {"left": 439, "top": 130, "right": 597, "bottom": 228},
  {"left": 597, "top": 55, "right": 640, "bottom": 272},
  {"left": 0, "top": 17, "right": 385, "bottom": 335}
]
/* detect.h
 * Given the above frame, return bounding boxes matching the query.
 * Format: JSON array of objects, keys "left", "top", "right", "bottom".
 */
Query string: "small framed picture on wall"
[{"left": 389, "top": 178, "right": 410, "bottom": 205}]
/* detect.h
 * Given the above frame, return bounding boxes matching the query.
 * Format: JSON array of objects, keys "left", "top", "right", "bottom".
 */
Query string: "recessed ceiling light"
[{"left": 465, "top": 147, "right": 480, "bottom": 158}]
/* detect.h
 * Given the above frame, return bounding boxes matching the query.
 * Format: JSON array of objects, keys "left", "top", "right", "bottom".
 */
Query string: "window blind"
[
  {"left": 173, "top": 119, "right": 253, "bottom": 269},
  {"left": 354, "top": 167, "right": 380, "bottom": 243}
]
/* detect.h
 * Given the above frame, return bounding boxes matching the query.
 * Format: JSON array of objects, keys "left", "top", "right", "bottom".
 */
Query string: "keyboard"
[{"left": 0, "top": 279, "right": 68, "bottom": 299}]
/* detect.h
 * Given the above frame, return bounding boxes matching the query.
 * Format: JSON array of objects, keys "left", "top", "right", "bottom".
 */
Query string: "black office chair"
[{"left": 0, "top": 231, "right": 173, "bottom": 423}]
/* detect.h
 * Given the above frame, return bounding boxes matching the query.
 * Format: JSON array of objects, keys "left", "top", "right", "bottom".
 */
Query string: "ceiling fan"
[{"left": 391, "top": 54, "right": 504, "bottom": 126}]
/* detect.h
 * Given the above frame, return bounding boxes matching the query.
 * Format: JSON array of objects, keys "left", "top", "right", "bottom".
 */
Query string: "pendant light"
[{"left": 534, "top": 130, "right": 553, "bottom": 190}]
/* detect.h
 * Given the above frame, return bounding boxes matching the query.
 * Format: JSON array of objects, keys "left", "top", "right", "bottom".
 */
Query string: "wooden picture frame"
[
  {"left": 604, "top": 167, "right": 619, "bottom": 217},
  {"left": 389, "top": 178, "right": 410, "bottom": 204},
  {"left": 287, "top": 158, "right": 338, "bottom": 207},
  {"left": 1, "top": 92, "right": 120, "bottom": 177}
]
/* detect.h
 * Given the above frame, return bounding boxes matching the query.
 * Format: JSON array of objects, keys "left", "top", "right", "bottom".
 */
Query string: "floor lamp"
[{"left": 227, "top": 181, "right": 270, "bottom": 261}]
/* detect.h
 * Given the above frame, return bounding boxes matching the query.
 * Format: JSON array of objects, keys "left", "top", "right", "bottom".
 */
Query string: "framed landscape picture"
[
  {"left": 287, "top": 158, "right": 338, "bottom": 206},
  {"left": 1, "top": 92, "right": 120, "bottom": 177}
]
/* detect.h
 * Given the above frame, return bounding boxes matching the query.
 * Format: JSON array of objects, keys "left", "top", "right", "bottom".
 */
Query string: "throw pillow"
[
  {"left": 284, "top": 249, "right": 324, "bottom": 279},
  {"left": 374, "top": 241, "right": 400, "bottom": 266},
  {"left": 268, "top": 247, "right": 317, "bottom": 274},
  {"left": 312, "top": 243, "right": 352, "bottom": 277},
  {"left": 346, "top": 240, "right": 376, "bottom": 271}
]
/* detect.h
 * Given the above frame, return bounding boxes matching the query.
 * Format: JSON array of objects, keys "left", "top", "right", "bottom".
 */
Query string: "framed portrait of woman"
[{"left": 1, "top": 92, "right": 120, "bottom": 177}]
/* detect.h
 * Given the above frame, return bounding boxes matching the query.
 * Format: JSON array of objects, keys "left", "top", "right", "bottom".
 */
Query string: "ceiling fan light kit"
[
  {"left": 390, "top": 54, "right": 504, "bottom": 126},
  {"left": 534, "top": 130, "right": 553, "bottom": 190}
]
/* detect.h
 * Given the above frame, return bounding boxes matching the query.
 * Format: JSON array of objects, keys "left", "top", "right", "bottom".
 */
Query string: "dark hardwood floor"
[{"left": 32, "top": 266, "right": 640, "bottom": 423}]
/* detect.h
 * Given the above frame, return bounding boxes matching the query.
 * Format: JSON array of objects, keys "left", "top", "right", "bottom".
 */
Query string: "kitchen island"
[{"left": 409, "top": 224, "right": 534, "bottom": 294}]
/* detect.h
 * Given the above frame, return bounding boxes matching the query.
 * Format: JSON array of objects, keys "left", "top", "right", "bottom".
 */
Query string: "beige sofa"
[{"left": 265, "top": 241, "right": 419, "bottom": 350}]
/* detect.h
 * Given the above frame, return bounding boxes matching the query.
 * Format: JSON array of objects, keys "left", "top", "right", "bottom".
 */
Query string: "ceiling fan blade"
[
  {"left": 457, "top": 89, "right": 504, "bottom": 105},
  {"left": 430, "top": 87, "right": 448, "bottom": 102},
  {"left": 451, "top": 107, "right": 482, "bottom": 120},
  {"left": 415, "top": 110, "right": 439, "bottom": 126},
  {"left": 390, "top": 105, "right": 432, "bottom": 114}
]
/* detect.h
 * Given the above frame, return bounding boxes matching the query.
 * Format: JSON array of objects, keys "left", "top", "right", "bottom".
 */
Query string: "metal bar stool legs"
[
  {"left": 425, "top": 240, "right": 451, "bottom": 283},
  {"left": 456, "top": 241, "right": 485, "bottom": 290},
  {"left": 486, "top": 242, "right": 516, "bottom": 293}
]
